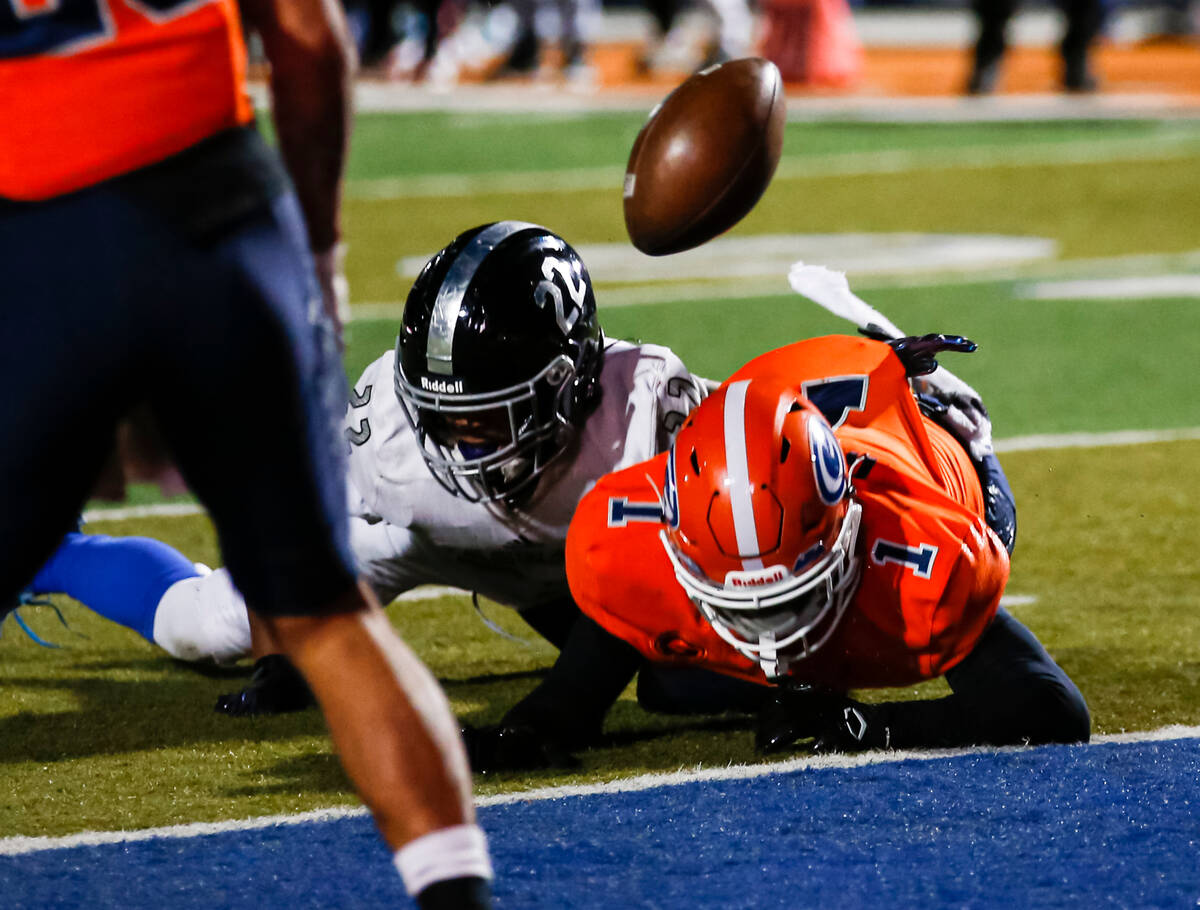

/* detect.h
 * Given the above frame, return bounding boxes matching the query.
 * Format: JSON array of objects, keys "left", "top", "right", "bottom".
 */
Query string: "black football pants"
[{"left": 878, "top": 607, "right": 1091, "bottom": 749}]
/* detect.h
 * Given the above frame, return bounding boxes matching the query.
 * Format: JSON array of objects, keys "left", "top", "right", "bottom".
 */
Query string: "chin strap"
[{"left": 757, "top": 632, "right": 782, "bottom": 678}]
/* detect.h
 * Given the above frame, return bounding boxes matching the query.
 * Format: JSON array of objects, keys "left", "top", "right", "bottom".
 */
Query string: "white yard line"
[
  {"left": 1021, "top": 274, "right": 1200, "bottom": 300},
  {"left": 80, "top": 502, "right": 206, "bottom": 522},
  {"left": 346, "top": 132, "right": 1200, "bottom": 201},
  {"left": 3, "top": 723, "right": 1197, "bottom": 857},
  {"left": 81, "top": 427, "right": 1200, "bottom": 524},
  {"left": 355, "top": 250, "right": 1200, "bottom": 317},
  {"left": 994, "top": 426, "right": 1200, "bottom": 452}
]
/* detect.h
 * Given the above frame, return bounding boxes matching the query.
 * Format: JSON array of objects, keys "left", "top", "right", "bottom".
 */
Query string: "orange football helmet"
[{"left": 660, "top": 378, "right": 863, "bottom": 678}]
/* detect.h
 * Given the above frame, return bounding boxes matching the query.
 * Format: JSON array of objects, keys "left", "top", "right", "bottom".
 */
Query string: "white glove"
[{"left": 912, "top": 366, "right": 994, "bottom": 461}]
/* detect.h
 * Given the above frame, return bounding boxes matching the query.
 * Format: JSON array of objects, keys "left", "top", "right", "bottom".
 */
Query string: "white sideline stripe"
[
  {"left": 999, "top": 594, "right": 1037, "bottom": 607},
  {"left": 3, "top": 724, "right": 1197, "bottom": 857},
  {"left": 82, "top": 502, "right": 204, "bottom": 521},
  {"left": 398, "top": 234, "right": 1058, "bottom": 286},
  {"left": 358, "top": 251, "right": 1200, "bottom": 318},
  {"left": 81, "top": 429, "right": 1200, "bottom": 523},
  {"left": 392, "top": 585, "right": 467, "bottom": 603},
  {"left": 1021, "top": 274, "right": 1200, "bottom": 300},
  {"left": 345, "top": 134, "right": 1200, "bottom": 201},
  {"left": 995, "top": 426, "right": 1200, "bottom": 453}
]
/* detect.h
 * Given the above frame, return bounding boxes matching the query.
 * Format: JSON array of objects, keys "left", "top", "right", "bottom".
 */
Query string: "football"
[{"left": 623, "top": 57, "right": 786, "bottom": 257}]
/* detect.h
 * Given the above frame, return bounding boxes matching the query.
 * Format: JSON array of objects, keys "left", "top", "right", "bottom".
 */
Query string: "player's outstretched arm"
[
  {"left": 463, "top": 612, "right": 642, "bottom": 772},
  {"left": 260, "top": 582, "right": 493, "bottom": 908}
]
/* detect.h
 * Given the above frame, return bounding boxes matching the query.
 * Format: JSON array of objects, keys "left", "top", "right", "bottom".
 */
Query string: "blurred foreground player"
[
  {"left": 17, "top": 222, "right": 769, "bottom": 769},
  {"left": 567, "top": 334, "right": 1091, "bottom": 753},
  {"left": 0, "top": 1, "right": 491, "bottom": 905}
]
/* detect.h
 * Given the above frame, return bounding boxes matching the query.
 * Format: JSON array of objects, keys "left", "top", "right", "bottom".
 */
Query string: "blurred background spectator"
[
  {"left": 638, "top": 0, "right": 754, "bottom": 73},
  {"left": 333, "top": 0, "right": 1196, "bottom": 92},
  {"left": 966, "top": 0, "right": 1106, "bottom": 92}
]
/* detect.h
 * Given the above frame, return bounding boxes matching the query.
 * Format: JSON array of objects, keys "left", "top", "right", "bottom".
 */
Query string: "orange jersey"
[
  {"left": 0, "top": 0, "right": 255, "bottom": 200},
  {"left": 566, "top": 335, "right": 1010, "bottom": 691}
]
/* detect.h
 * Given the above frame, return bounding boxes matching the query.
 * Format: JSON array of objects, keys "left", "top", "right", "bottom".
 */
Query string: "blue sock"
[{"left": 31, "top": 532, "right": 200, "bottom": 643}]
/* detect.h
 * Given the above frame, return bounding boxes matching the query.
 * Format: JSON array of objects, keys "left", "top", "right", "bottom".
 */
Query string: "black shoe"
[{"left": 215, "top": 654, "right": 315, "bottom": 716}]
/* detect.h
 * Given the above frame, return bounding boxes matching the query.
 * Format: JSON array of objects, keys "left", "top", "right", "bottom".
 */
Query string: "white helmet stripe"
[
  {"left": 723, "top": 380, "right": 763, "bottom": 571},
  {"left": 426, "top": 221, "right": 541, "bottom": 376}
]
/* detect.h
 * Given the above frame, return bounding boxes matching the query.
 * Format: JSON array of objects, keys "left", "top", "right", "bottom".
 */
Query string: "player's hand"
[
  {"left": 312, "top": 242, "right": 350, "bottom": 349},
  {"left": 755, "top": 683, "right": 854, "bottom": 754},
  {"left": 880, "top": 333, "right": 977, "bottom": 378},
  {"left": 460, "top": 722, "right": 581, "bottom": 773},
  {"left": 873, "top": 332, "right": 994, "bottom": 462},
  {"left": 215, "top": 654, "right": 315, "bottom": 716},
  {"left": 812, "top": 700, "right": 893, "bottom": 754},
  {"left": 912, "top": 367, "right": 994, "bottom": 463}
]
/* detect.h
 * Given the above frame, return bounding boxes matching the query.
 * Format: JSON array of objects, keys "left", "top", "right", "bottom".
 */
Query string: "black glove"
[
  {"left": 755, "top": 683, "right": 855, "bottom": 754},
  {"left": 881, "top": 333, "right": 977, "bottom": 378},
  {"left": 215, "top": 654, "right": 315, "bottom": 716},
  {"left": 812, "top": 700, "right": 893, "bottom": 754},
  {"left": 460, "top": 722, "right": 581, "bottom": 773}
]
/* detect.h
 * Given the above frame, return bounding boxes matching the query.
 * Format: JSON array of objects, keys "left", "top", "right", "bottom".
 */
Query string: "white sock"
[{"left": 393, "top": 824, "right": 493, "bottom": 897}]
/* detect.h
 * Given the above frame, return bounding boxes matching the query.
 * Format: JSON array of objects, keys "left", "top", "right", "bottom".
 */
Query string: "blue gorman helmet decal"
[
  {"left": 663, "top": 444, "right": 680, "bottom": 529},
  {"left": 808, "top": 414, "right": 847, "bottom": 505}
]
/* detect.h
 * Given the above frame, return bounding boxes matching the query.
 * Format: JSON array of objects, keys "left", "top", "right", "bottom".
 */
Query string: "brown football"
[{"left": 623, "top": 57, "right": 786, "bottom": 257}]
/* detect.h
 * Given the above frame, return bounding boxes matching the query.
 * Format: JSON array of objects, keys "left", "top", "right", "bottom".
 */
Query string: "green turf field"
[{"left": 4, "top": 110, "right": 1200, "bottom": 838}]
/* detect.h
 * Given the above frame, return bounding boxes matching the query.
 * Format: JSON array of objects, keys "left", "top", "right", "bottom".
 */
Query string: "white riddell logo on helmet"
[
  {"left": 725, "top": 566, "right": 787, "bottom": 588},
  {"left": 420, "top": 377, "right": 464, "bottom": 394}
]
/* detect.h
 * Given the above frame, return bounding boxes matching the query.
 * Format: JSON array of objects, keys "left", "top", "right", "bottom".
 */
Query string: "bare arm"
[{"left": 239, "top": 0, "right": 354, "bottom": 254}]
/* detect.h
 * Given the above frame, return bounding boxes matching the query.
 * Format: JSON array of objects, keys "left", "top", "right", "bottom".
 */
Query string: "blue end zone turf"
[{"left": 3, "top": 737, "right": 1198, "bottom": 909}]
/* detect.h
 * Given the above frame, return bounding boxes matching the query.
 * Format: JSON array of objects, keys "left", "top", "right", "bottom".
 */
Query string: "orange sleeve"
[
  {"left": 924, "top": 518, "right": 1009, "bottom": 677},
  {"left": 0, "top": 0, "right": 254, "bottom": 199}
]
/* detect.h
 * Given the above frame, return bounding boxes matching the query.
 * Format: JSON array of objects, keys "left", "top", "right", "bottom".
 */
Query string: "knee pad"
[{"left": 151, "top": 567, "right": 251, "bottom": 663}]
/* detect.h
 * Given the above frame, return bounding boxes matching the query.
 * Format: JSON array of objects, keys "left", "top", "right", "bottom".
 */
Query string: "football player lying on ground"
[
  {"left": 563, "top": 332, "right": 1091, "bottom": 754},
  {"left": 13, "top": 221, "right": 769, "bottom": 767}
]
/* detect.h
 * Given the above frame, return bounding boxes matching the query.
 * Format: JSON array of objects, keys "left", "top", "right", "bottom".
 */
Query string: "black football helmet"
[{"left": 394, "top": 221, "right": 605, "bottom": 503}]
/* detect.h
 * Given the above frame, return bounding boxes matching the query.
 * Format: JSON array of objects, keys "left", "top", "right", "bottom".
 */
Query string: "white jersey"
[
  {"left": 344, "top": 339, "right": 704, "bottom": 610},
  {"left": 148, "top": 339, "right": 703, "bottom": 661}
]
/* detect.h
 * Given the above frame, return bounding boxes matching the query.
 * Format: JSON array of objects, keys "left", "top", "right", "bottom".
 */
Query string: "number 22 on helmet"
[{"left": 394, "top": 222, "right": 605, "bottom": 503}]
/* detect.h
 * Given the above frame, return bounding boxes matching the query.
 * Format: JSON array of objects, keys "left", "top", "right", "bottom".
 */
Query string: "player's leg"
[
  {"left": 943, "top": 607, "right": 1090, "bottom": 745},
  {"left": 847, "top": 607, "right": 1089, "bottom": 750},
  {"left": 1058, "top": 0, "right": 1104, "bottom": 90},
  {"left": 796, "top": 608, "right": 1089, "bottom": 753},
  {"left": 142, "top": 186, "right": 491, "bottom": 906},
  {"left": 28, "top": 532, "right": 213, "bottom": 649},
  {"left": 967, "top": 0, "right": 1019, "bottom": 94},
  {"left": 0, "top": 194, "right": 141, "bottom": 605},
  {"left": 260, "top": 593, "right": 480, "bottom": 843}
]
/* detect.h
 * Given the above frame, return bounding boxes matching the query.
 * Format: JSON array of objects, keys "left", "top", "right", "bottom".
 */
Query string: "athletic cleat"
[{"left": 215, "top": 654, "right": 315, "bottom": 716}]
